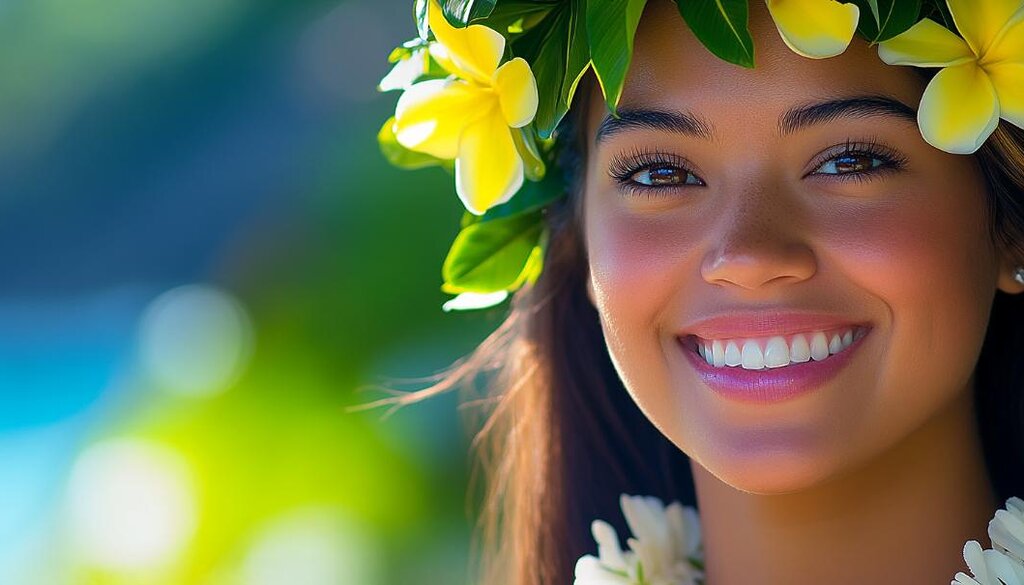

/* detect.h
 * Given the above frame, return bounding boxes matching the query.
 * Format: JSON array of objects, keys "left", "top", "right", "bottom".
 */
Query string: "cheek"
[
  {"left": 821, "top": 187, "right": 996, "bottom": 387},
  {"left": 831, "top": 188, "right": 991, "bottom": 329},
  {"left": 585, "top": 201, "right": 701, "bottom": 337},
  {"left": 584, "top": 190, "right": 710, "bottom": 422},
  {"left": 585, "top": 201, "right": 696, "bottom": 450}
]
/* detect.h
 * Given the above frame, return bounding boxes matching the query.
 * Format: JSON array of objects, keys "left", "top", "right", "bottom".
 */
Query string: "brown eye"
[
  {"left": 631, "top": 165, "right": 704, "bottom": 186},
  {"left": 813, "top": 153, "right": 885, "bottom": 175}
]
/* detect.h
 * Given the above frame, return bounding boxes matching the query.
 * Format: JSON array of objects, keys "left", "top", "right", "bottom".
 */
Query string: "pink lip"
[
  {"left": 677, "top": 329, "right": 870, "bottom": 404},
  {"left": 681, "top": 311, "right": 865, "bottom": 339}
]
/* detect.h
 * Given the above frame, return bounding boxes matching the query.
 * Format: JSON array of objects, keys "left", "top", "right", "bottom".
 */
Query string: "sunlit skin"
[{"left": 582, "top": 1, "right": 1024, "bottom": 583}]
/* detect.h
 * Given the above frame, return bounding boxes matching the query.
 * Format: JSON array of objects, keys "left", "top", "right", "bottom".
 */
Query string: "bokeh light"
[
  {"left": 66, "top": 439, "right": 197, "bottom": 570},
  {"left": 240, "top": 507, "right": 382, "bottom": 585},
  {"left": 137, "top": 284, "right": 254, "bottom": 398}
]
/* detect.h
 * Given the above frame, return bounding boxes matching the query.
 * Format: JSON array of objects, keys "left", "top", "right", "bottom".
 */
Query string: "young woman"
[{"left": 375, "top": 1, "right": 1024, "bottom": 583}]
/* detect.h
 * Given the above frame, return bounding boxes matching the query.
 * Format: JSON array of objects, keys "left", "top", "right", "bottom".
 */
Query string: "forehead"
[{"left": 588, "top": 0, "right": 927, "bottom": 137}]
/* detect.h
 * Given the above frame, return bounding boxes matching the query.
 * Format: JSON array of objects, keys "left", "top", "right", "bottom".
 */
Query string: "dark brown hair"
[{"left": 362, "top": 70, "right": 1024, "bottom": 585}]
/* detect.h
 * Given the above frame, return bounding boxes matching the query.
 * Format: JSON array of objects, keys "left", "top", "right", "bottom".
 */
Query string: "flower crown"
[{"left": 378, "top": 0, "right": 1024, "bottom": 311}]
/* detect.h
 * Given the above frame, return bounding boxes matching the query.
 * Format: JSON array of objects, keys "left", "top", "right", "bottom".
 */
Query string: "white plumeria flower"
[
  {"left": 574, "top": 494, "right": 703, "bottom": 585},
  {"left": 954, "top": 497, "right": 1024, "bottom": 585},
  {"left": 952, "top": 540, "right": 1024, "bottom": 585},
  {"left": 991, "top": 497, "right": 1024, "bottom": 565}
]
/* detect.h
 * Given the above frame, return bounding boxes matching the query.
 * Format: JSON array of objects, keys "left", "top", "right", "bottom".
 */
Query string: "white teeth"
[
  {"left": 694, "top": 327, "right": 865, "bottom": 370},
  {"left": 724, "top": 341, "right": 742, "bottom": 366},
  {"left": 741, "top": 340, "right": 765, "bottom": 370},
  {"left": 828, "top": 334, "right": 843, "bottom": 354},
  {"left": 712, "top": 340, "right": 726, "bottom": 367},
  {"left": 790, "top": 334, "right": 811, "bottom": 363},
  {"left": 810, "top": 332, "right": 830, "bottom": 361},
  {"left": 763, "top": 336, "right": 790, "bottom": 368}
]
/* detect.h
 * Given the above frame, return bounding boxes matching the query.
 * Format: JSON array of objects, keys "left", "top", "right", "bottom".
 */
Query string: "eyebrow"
[
  {"left": 596, "top": 109, "right": 713, "bottom": 143},
  {"left": 779, "top": 95, "right": 917, "bottom": 135},
  {"left": 594, "top": 95, "right": 918, "bottom": 145}
]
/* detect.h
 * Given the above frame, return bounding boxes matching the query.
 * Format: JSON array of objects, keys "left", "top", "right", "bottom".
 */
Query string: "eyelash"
[
  {"left": 607, "top": 139, "right": 909, "bottom": 197},
  {"left": 608, "top": 148, "right": 702, "bottom": 198}
]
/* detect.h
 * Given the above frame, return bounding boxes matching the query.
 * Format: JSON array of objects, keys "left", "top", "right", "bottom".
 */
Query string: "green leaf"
[
  {"left": 507, "top": 233, "right": 545, "bottom": 290},
  {"left": 440, "top": 0, "right": 498, "bottom": 27},
  {"left": 920, "top": 0, "right": 954, "bottom": 29},
  {"left": 850, "top": 0, "right": 921, "bottom": 43},
  {"left": 674, "top": 0, "right": 754, "bottom": 68},
  {"left": 513, "top": 0, "right": 591, "bottom": 139},
  {"left": 587, "top": 0, "right": 648, "bottom": 113},
  {"left": 377, "top": 117, "right": 452, "bottom": 170},
  {"left": 442, "top": 209, "right": 546, "bottom": 293},
  {"left": 510, "top": 126, "right": 546, "bottom": 182},
  {"left": 459, "top": 164, "right": 565, "bottom": 228},
  {"left": 865, "top": 0, "right": 882, "bottom": 24},
  {"left": 484, "top": 0, "right": 559, "bottom": 34}
]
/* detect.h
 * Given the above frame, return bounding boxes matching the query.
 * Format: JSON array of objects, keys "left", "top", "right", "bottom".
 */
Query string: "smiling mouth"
[{"left": 680, "top": 325, "right": 871, "bottom": 370}]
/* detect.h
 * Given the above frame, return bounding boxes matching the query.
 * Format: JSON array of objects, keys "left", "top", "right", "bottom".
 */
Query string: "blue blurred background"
[{"left": 0, "top": 1, "right": 502, "bottom": 583}]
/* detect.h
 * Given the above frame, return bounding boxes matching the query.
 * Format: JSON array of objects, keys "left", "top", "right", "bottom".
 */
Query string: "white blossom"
[
  {"left": 990, "top": 497, "right": 1024, "bottom": 566},
  {"left": 576, "top": 493, "right": 1024, "bottom": 584},
  {"left": 953, "top": 498, "right": 1024, "bottom": 585},
  {"left": 574, "top": 494, "right": 703, "bottom": 585}
]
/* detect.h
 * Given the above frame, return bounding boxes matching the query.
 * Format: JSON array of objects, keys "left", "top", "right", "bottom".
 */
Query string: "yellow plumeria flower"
[
  {"left": 877, "top": 0, "right": 1024, "bottom": 154},
  {"left": 391, "top": 0, "right": 539, "bottom": 215},
  {"left": 766, "top": 0, "right": 860, "bottom": 59}
]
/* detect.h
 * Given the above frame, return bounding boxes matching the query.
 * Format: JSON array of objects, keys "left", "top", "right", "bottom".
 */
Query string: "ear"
[{"left": 996, "top": 250, "right": 1024, "bottom": 294}]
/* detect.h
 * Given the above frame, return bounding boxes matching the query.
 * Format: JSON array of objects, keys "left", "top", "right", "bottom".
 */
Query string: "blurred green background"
[{"left": 0, "top": 1, "right": 503, "bottom": 583}]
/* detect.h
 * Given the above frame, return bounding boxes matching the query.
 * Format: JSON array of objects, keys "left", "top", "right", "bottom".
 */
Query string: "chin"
[{"left": 694, "top": 435, "right": 841, "bottom": 495}]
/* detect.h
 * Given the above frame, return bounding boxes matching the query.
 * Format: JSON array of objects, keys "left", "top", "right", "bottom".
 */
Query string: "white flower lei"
[{"left": 574, "top": 495, "right": 1024, "bottom": 585}]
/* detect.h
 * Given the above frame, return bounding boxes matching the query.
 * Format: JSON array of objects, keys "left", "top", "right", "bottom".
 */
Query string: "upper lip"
[{"left": 681, "top": 310, "right": 868, "bottom": 340}]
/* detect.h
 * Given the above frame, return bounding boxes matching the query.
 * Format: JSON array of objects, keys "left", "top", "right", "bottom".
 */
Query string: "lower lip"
[{"left": 678, "top": 330, "right": 869, "bottom": 404}]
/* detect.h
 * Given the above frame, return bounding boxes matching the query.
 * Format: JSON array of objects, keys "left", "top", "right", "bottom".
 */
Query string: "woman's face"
[{"left": 583, "top": 1, "right": 1017, "bottom": 493}]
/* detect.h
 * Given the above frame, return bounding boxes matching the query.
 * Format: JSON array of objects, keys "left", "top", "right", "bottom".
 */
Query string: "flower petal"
[
  {"left": 952, "top": 573, "right": 985, "bottom": 585},
  {"left": 948, "top": 0, "right": 1023, "bottom": 58},
  {"left": 765, "top": 0, "right": 860, "bottom": 59},
  {"left": 990, "top": 505, "right": 1024, "bottom": 563},
  {"left": 991, "top": 64, "right": 1024, "bottom": 130},
  {"left": 455, "top": 109, "right": 524, "bottom": 214},
  {"left": 963, "top": 540, "right": 995, "bottom": 584},
  {"left": 493, "top": 57, "right": 539, "bottom": 128},
  {"left": 917, "top": 62, "right": 1000, "bottom": 154},
  {"left": 592, "top": 520, "right": 630, "bottom": 573},
  {"left": 983, "top": 548, "right": 1024, "bottom": 585},
  {"left": 426, "top": 42, "right": 460, "bottom": 78},
  {"left": 1008, "top": 497, "right": 1024, "bottom": 516},
  {"left": 573, "top": 555, "right": 631, "bottom": 585},
  {"left": 877, "top": 18, "right": 975, "bottom": 67},
  {"left": 621, "top": 495, "right": 669, "bottom": 550},
  {"left": 665, "top": 503, "right": 688, "bottom": 560},
  {"left": 983, "top": 5, "right": 1024, "bottom": 66},
  {"left": 393, "top": 79, "right": 487, "bottom": 159},
  {"left": 441, "top": 291, "right": 508, "bottom": 312},
  {"left": 428, "top": 0, "right": 505, "bottom": 83}
]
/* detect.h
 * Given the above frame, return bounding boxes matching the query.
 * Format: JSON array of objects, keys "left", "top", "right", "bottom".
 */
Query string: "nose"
[{"left": 700, "top": 185, "right": 817, "bottom": 290}]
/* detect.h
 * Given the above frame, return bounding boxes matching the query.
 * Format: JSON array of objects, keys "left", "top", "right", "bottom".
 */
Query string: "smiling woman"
[{"left": 371, "top": 1, "right": 1024, "bottom": 584}]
